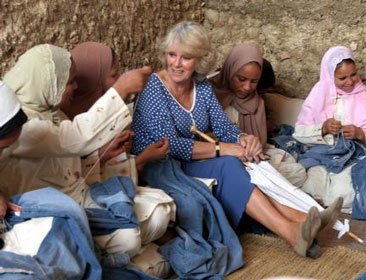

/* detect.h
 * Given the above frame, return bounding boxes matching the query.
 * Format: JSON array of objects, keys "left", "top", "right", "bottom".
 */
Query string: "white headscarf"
[
  {"left": 0, "top": 81, "right": 21, "bottom": 127},
  {"left": 3, "top": 44, "right": 71, "bottom": 121},
  {"left": 0, "top": 80, "right": 28, "bottom": 138}
]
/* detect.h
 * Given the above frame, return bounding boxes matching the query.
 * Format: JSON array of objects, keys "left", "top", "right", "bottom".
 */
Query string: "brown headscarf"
[
  {"left": 61, "top": 42, "right": 113, "bottom": 120},
  {"left": 210, "top": 42, "right": 267, "bottom": 145}
]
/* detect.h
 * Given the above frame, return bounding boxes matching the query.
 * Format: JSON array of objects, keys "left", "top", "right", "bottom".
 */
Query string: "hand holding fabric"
[
  {"left": 136, "top": 138, "right": 169, "bottom": 171},
  {"left": 99, "top": 130, "right": 134, "bottom": 167},
  {"left": 342, "top": 124, "right": 365, "bottom": 141},
  {"left": 322, "top": 118, "right": 342, "bottom": 136},
  {"left": 239, "top": 134, "right": 265, "bottom": 163}
]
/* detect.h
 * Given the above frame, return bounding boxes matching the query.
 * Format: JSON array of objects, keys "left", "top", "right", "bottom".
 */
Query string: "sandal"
[
  {"left": 319, "top": 197, "right": 343, "bottom": 230},
  {"left": 294, "top": 206, "right": 321, "bottom": 257}
]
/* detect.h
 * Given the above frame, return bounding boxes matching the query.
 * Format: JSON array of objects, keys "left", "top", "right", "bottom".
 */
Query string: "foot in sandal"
[
  {"left": 319, "top": 197, "right": 343, "bottom": 230},
  {"left": 294, "top": 206, "right": 321, "bottom": 258}
]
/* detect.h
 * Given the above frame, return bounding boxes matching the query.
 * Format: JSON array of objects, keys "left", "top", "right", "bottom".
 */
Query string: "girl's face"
[
  {"left": 59, "top": 60, "right": 78, "bottom": 107},
  {"left": 166, "top": 44, "right": 198, "bottom": 84},
  {"left": 0, "top": 128, "right": 21, "bottom": 156},
  {"left": 230, "top": 62, "right": 261, "bottom": 98},
  {"left": 102, "top": 57, "right": 121, "bottom": 92},
  {"left": 334, "top": 62, "right": 360, "bottom": 92}
]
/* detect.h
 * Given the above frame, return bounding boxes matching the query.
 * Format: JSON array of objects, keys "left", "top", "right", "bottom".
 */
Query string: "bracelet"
[
  {"left": 237, "top": 132, "right": 247, "bottom": 143},
  {"left": 215, "top": 141, "right": 220, "bottom": 157}
]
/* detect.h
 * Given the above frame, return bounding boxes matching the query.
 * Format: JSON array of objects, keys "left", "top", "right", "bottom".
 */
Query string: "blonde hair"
[{"left": 159, "top": 21, "right": 216, "bottom": 81}]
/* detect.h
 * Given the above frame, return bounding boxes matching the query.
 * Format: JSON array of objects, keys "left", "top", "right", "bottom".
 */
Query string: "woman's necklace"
[{"left": 168, "top": 81, "right": 193, "bottom": 110}]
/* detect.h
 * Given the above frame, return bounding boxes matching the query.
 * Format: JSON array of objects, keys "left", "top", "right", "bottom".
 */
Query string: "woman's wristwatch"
[{"left": 215, "top": 141, "right": 220, "bottom": 157}]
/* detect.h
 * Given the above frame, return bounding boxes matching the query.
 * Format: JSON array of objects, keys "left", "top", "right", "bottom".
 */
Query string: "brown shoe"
[
  {"left": 319, "top": 197, "right": 343, "bottom": 230},
  {"left": 294, "top": 206, "right": 321, "bottom": 257}
]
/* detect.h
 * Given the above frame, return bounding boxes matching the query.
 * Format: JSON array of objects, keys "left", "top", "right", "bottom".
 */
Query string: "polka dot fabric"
[{"left": 132, "top": 74, "right": 241, "bottom": 161}]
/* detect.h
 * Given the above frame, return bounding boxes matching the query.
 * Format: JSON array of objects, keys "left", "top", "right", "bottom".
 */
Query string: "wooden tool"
[{"left": 190, "top": 125, "right": 216, "bottom": 143}]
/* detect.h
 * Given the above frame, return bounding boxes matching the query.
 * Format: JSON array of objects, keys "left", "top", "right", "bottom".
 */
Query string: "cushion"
[{"left": 263, "top": 93, "right": 304, "bottom": 127}]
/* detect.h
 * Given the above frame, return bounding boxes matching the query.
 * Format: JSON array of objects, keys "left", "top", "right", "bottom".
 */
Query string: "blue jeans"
[{"left": 1, "top": 187, "right": 101, "bottom": 280}]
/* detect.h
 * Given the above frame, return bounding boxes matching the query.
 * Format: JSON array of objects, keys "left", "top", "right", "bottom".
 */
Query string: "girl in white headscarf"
[
  {"left": 0, "top": 44, "right": 169, "bottom": 261},
  {"left": 0, "top": 80, "right": 27, "bottom": 216}
]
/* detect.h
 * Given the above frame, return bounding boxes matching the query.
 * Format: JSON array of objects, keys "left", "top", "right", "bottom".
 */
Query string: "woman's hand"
[
  {"left": 99, "top": 130, "right": 134, "bottom": 167},
  {"left": 0, "top": 194, "right": 7, "bottom": 217},
  {"left": 220, "top": 142, "right": 261, "bottom": 162},
  {"left": 113, "top": 66, "right": 152, "bottom": 100},
  {"left": 135, "top": 138, "right": 169, "bottom": 171},
  {"left": 322, "top": 118, "right": 342, "bottom": 135},
  {"left": 342, "top": 125, "right": 365, "bottom": 141},
  {"left": 238, "top": 134, "right": 265, "bottom": 162},
  {"left": 0, "top": 193, "right": 21, "bottom": 217}
]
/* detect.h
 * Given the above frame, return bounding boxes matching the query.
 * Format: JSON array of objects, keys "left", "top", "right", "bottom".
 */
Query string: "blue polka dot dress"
[{"left": 132, "top": 74, "right": 254, "bottom": 228}]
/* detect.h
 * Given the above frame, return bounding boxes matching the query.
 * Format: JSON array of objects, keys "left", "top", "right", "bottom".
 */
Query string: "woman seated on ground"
[
  {"left": 0, "top": 44, "right": 173, "bottom": 275},
  {"left": 293, "top": 45, "right": 366, "bottom": 216},
  {"left": 0, "top": 80, "right": 102, "bottom": 279},
  {"left": 59, "top": 41, "right": 175, "bottom": 277},
  {"left": 0, "top": 80, "right": 28, "bottom": 215},
  {"left": 132, "top": 21, "right": 342, "bottom": 268},
  {"left": 60, "top": 41, "right": 171, "bottom": 177},
  {"left": 209, "top": 42, "right": 306, "bottom": 188}
]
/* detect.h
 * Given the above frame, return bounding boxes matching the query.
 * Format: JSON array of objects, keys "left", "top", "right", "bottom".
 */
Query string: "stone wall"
[
  {"left": 0, "top": 0, "right": 203, "bottom": 76},
  {"left": 2, "top": 0, "right": 366, "bottom": 98},
  {"left": 204, "top": 0, "right": 366, "bottom": 98}
]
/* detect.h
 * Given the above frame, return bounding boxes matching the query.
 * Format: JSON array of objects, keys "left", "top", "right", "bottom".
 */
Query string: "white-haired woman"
[{"left": 132, "top": 21, "right": 340, "bottom": 271}]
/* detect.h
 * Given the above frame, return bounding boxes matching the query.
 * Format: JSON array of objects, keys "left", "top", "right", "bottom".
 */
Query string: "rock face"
[
  {"left": 2, "top": 0, "right": 366, "bottom": 98},
  {"left": 204, "top": 0, "right": 366, "bottom": 98},
  {"left": 0, "top": 0, "right": 203, "bottom": 76}
]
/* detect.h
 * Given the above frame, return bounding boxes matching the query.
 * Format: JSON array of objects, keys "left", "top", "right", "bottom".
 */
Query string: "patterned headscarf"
[
  {"left": 210, "top": 42, "right": 267, "bottom": 145},
  {"left": 61, "top": 42, "right": 113, "bottom": 120},
  {"left": 296, "top": 45, "right": 366, "bottom": 130},
  {"left": 3, "top": 44, "right": 71, "bottom": 121}
]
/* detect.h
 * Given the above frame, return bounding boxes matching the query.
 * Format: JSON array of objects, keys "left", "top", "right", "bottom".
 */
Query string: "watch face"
[{"left": 215, "top": 142, "right": 220, "bottom": 157}]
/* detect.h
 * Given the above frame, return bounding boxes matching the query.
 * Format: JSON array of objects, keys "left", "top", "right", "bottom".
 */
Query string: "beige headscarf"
[
  {"left": 210, "top": 42, "right": 267, "bottom": 145},
  {"left": 3, "top": 44, "right": 71, "bottom": 121}
]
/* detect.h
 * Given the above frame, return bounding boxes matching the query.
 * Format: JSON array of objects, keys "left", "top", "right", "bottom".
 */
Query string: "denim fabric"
[
  {"left": 272, "top": 124, "right": 308, "bottom": 160},
  {"left": 356, "top": 272, "right": 366, "bottom": 280},
  {"left": 298, "top": 135, "right": 366, "bottom": 173},
  {"left": 1, "top": 187, "right": 101, "bottom": 280},
  {"left": 351, "top": 158, "right": 366, "bottom": 220},
  {"left": 102, "top": 266, "right": 159, "bottom": 280},
  {"left": 140, "top": 157, "right": 244, "bottom": 280},
  {"left": 98, "top": 248, "right": 130, "bottom": 268},
  {"left": 86, "top": 176, "right": 139, "bottom": 235},
  {"left": 273, "top": 124, "right": 295, "bottom": 136}
]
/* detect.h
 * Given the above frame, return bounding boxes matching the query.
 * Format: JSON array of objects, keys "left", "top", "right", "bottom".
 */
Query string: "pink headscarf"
[
  {"left": 61, "top": 42, "right": 113, "bottom": 120},
  {"left": 296, "top": 46, "right": 366, "bottom": 131}
]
